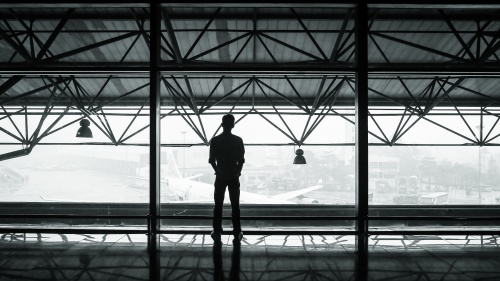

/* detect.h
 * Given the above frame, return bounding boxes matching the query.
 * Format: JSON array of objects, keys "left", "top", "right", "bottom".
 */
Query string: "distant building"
[{"left": 368, "top": 156, "right": 400, "bottom": 191}]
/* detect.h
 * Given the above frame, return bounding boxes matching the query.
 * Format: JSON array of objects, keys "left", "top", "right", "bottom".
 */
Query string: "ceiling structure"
[{"left": 1, "top": 2, "right": 500, "bottom": 157}]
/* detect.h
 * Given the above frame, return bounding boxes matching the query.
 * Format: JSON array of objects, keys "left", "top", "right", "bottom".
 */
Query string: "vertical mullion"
[
  {"left": 149, "top": 2, "right": 161, "bottom": 280},
  {"left": 355, "top": 2, "right": 369, "bottom": 281}
]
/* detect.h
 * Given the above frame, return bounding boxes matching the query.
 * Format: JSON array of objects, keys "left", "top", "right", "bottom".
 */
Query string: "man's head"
[{"left": 222, "top": 114, "right": 235, "bottom": 131}]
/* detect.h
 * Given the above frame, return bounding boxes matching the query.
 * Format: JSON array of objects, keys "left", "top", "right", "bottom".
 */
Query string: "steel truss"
[
  {"left": 366, "top": 76, "right": 500, "bottom": 146},
  {"left": 3, "top": 75, "right": 500, "bottom": 153},
  {"left": 0, "top": 4, "right": 498, "bottom": 153},
  {"left": 0, "top": 75, "right": 151, "bottom": 160},
  {"left": 0, "top": 4, "right": 499, "bottom": 71}
]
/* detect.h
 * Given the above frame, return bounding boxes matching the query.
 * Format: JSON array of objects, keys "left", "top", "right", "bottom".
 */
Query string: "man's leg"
[
  {"left": 227, "top": 177, "right": 241, "bottom": 236},
  {"left": 213, "top": 176, "right": 226, "bottom": 234}
]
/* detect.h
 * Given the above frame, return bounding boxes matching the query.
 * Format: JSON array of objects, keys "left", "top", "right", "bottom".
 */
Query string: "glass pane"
[
  {"left": 368, "top": 74, "right": 500, "bottom": 230},
  {"left": 160, "top": 73, "right": 356, "bottom": 230},
  {"left": 0, "top": 75, "right": 150, "bottom": 229}
]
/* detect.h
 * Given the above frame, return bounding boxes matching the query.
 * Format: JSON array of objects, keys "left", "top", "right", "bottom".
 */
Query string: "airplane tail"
[
  {"left": 136, "top": 150, "right": 182, "bottom": 179},
  {"left": 163, "top": 150, "right": 182, "bottom": 179}
]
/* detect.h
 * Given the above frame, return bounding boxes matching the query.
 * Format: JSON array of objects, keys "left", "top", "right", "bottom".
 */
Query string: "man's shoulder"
[
  {"left": 210, "top": 134, "right": 223, "bottom": 145},
  {"left": 231, "top": 134, "right": 243, "bottom": 141},
  {"left": 212, "top": 134, "right": 222, "bottom": 141},
  {"left": 214, "top": 133, "right": 243, "bottom": 141},
  {"left": 228, "top": 134, "right": 244, "bottom": 144}
]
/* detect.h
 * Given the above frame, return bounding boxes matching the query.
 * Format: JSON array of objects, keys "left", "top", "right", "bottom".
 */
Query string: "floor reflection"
[
  {"left": 230, "top": 241, "right": 241, "bottom": 281},
  {"left": 212, "top": 242, "right": 224, "bottom": 280},
  {"left": 160, "top": 234, "right": 357, "bottom": 280},
  {"left": 0, "top": 233, "right": 499, "bottom": 280},
  {"left": 0, "top": 233, "right": 149, "bottom": 280},
  {"left": 212, "top": 240, "right": 241, "bottom": 281}
]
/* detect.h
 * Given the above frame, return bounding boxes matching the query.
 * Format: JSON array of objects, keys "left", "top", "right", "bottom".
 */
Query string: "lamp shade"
[
  {"left": 76, "top": 119, "right": 93, "bottom": 138},
  {"left": 293, "top": 148, "right": 306, "bottom": 164}
]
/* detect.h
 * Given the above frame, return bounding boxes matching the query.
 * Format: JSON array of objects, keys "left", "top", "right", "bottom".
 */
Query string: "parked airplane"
[{"left": 129, "top": 151, "right": 323, "bottom": 204}]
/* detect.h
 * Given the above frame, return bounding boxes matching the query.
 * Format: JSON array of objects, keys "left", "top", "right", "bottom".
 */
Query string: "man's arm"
[
  {"left": 210, "top": 161, "right": 218, "bottom": 174},
  {"left": 237, "top": 162, "right": 244, "bottom": 176},
  {"left": 236, "top": 138, "right": 245, "bottom": 175},
  {"left": 208, "top": 140, "right": 218, "bottom": 174}
]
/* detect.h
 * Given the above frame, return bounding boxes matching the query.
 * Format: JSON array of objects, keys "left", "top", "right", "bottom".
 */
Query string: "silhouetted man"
[{"left": 209, "top": 114, "right": 245, "bottom": 243}]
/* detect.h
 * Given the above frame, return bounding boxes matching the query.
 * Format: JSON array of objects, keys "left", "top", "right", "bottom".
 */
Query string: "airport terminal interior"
[{"left": 1, "top": 1, "right": 500, "bottom": 280}]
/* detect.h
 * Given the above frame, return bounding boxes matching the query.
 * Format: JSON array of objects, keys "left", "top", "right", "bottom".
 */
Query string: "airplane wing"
[
  {"left": 271, "top": 182, "right": 323, "bottom": 201},
  {"left": 127, "top": 175, "right": 202, "bottom": 182},
  {"left": 184, "top": 174, "right": 203, "bottom": 180},
  {"left": 240, "top": 180, "right": 323, "bottom": 204},
  {"left": 127, "top": 176, "right": 323, "bottom": 204}
]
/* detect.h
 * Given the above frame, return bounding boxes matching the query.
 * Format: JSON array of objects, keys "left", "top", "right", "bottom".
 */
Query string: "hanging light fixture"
[
  {"left": 76, "top": 119, "right": 93, "bottom": 138},
  {"left": 293, "top": 148, "right": 306, "bottom": 164}
]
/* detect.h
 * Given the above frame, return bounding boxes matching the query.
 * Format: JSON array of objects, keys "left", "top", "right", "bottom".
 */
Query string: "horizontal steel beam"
[
  {"left": 0, "top": 100, "right": 493, "bottom": 109},
  {"left": 0, "top": 227, "right": 497, "bottom": 236},
  {"left": 1, "top": 7, "right": 498, "bottom": 21},
  {"left": 9, "top": 29, "right": 497, "bottom": 34},
  {"left": 158, "top": 229, "right": 357, "bottom": 235},
  {"left": 142, "top": 215, "right": 500, "bottom": 221},
  {"left": 0, "top": 228, "right": 148, "bottom": 234},
  {"left": 368, "top": 64, "right": 500, "bottom": 74},
  {"left": 2, "top": 65, "right": 500, "bottom": 75},
  {"left": 0, "top": 214, "right": 355, "bottom": 220},
  {"left": 369, "top": 216, "right": 500, "bottom": 221},
  {"left": 369, "top": 230, "right": 500, "bottom": 235},
  {"left": 0, "top": 1, "right": 354, "bottom": 9},
  {"left": 0, "top": 2, "right": 149, "bottom": 8},
  {"left": 366, "top": 1, "right": 500, "bottom": 9},
  {"left": 0, "top": 214, "right": 146, "bottom": 219},
  {"left": 2, "top": 1, "right": 498, "bottom": 9},
  {"left": 0, "top": 65, "right": 355, "bottom": 74},
  {"left": 3, "top": 141, "right": 500, "bottom": 146}
]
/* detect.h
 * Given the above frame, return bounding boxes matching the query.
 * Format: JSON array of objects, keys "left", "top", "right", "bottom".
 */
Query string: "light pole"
[
  {"left": 476, "top": 125, "right": 483, "bottom": 204},
  {"left": 479, "top": 145, "right": 482, "bottom": 204},
  {"left": 181, "top": 131, "right": 186, "bottom": 178}
]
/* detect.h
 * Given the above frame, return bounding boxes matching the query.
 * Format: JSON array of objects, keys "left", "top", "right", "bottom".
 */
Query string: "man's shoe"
[{"left": 211, "top": 231, "right": 221, "bottom": 242}]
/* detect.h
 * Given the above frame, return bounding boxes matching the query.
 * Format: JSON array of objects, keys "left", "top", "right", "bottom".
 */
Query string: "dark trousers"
[{"left": 213, "top": 175, "right": 241, "bottom": 234}]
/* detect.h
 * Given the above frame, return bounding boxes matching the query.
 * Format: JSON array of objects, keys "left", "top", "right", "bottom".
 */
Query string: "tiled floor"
[{"left": 1, "top": 233, "right": 499, "bottom": 280}]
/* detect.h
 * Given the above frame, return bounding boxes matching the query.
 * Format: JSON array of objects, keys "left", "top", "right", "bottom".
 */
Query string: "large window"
[
  {"left": 366, "top": 5, "right": 500, "bottom": 231},
  {"left": 0, "top": 74, "right": 150, "bottom": 228},
  {"left": 159, "top": 79, "right": 356, "bottom": 230}
]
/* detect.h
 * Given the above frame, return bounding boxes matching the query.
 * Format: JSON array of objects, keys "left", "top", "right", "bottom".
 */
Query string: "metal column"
[
  {"left": 149, "top": 1, "right": 161, "bottom": 280},
  {"left": 355, "top": 2, "right": 369, "bottom": 280}
]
